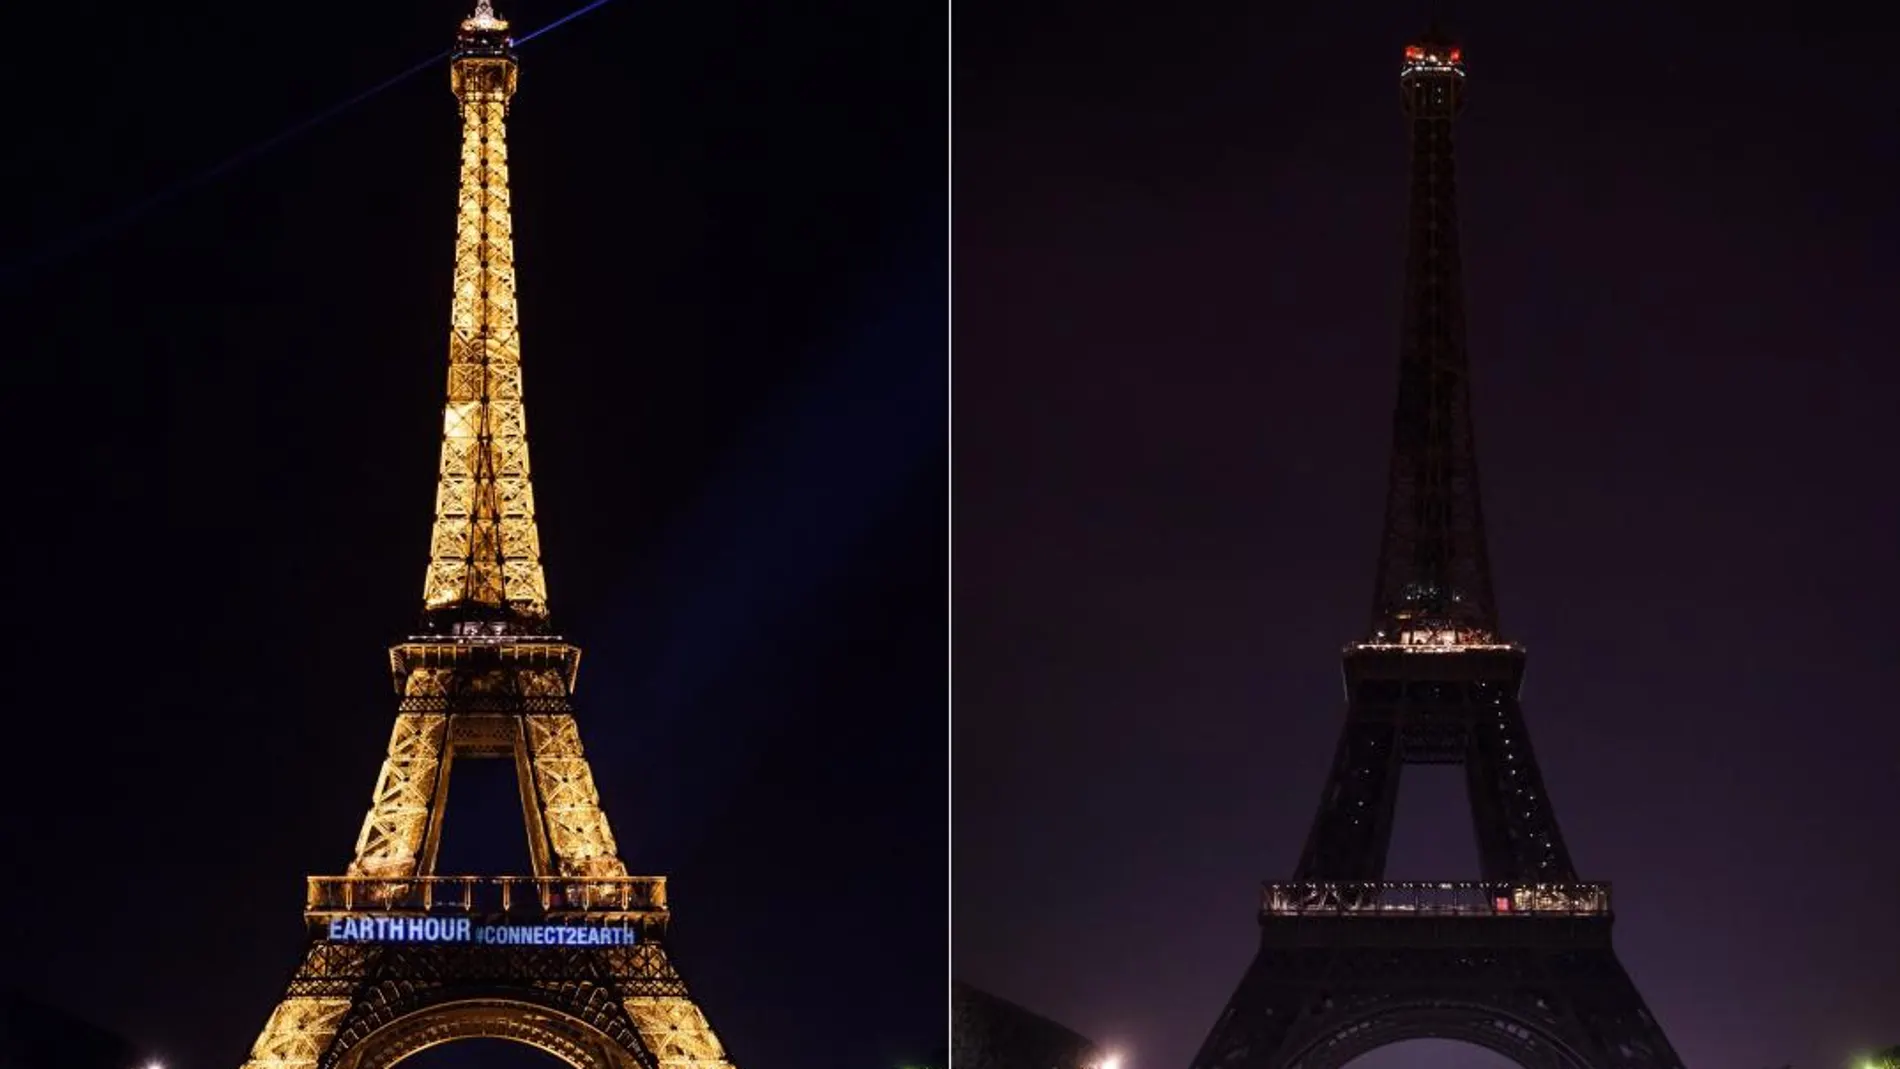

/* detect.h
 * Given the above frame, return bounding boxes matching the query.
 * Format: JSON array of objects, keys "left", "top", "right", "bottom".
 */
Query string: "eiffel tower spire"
[
  {"left": 1366, "top": 33, "right": 1498, "bottom": 647},
  {"left": 423, "top": 0, "right": 548, "bottom": 631}
]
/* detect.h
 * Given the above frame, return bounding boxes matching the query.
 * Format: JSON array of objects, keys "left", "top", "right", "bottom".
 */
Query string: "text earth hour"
[{"left": 326, "top": 915, "right": 639, "bottom": 946}]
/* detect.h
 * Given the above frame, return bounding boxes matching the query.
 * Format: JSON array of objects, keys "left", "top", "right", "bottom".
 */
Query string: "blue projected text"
[{"left": 326, "top": 915, "right": 639, "bottom": 947}]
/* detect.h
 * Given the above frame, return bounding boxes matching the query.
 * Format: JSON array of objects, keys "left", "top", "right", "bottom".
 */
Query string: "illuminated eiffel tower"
[{"left": 237, "top": 5, "right": 737, "bottom": 1066}]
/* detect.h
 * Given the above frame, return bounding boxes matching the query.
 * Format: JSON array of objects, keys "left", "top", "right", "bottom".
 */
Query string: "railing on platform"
[
  {"left": 1261, "top": 881, "right": 1610, "bottom": 918},
  {"left": 305, "top": 876, "right": 667, "bottom": 920},
  {"left": 1346, "top": 641, "right": 1522, "bottom": 654}
]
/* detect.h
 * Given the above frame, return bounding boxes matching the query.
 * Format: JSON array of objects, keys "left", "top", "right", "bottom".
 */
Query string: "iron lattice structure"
[
  {"left": 237, "top": 6, "right": 736, "bottom": 1067},
  {"left": 1187, "top": 35, "right": 1684, "bottom": 1069}
]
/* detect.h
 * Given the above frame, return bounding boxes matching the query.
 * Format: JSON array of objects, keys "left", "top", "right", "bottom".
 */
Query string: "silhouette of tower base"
[
  {"left": 1195, "top": 916, "right": 1677, "bottom": 1069},
  {"left": 1190, "top": 645, "right": 1682, "bottom": 1068}
]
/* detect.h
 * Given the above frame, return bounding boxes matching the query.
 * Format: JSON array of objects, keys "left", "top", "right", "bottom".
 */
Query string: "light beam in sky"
[{"left": 0, "top": 0, "right": 622, "bottom": 284}]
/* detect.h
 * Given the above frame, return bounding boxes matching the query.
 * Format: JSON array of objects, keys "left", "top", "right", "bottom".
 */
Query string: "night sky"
[
  {"left": 955, "top": 2, "right": 1900, "bottom": 1068},
  {"left": 0, "top": 2, "right": 943, "bottom": 1067}
]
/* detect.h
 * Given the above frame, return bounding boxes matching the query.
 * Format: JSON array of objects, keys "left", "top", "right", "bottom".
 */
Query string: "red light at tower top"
[{"left": 1401, "top": 38, "right": 1466, "bottom": 76}]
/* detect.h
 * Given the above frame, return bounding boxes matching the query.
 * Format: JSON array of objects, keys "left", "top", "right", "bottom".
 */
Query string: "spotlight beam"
[
  {"left": 0, "top": 0, "right": 620, "bottom": 286},
  {"left": 516, "top": 0, "right": 619, "bottom": 44}
]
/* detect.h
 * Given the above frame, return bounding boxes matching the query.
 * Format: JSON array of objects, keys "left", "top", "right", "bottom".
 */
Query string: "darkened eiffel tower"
[{"left": 1186, "top": 32, "right": 1684, "bottom": 1069}]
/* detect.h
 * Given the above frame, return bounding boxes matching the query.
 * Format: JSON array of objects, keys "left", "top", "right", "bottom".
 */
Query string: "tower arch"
[
  {"left": 338, "top": 998, "right": 635, "bottom": 1069},
  {"left": 1289, "top": 1001, "right": 1589, "bottom": 1069}
]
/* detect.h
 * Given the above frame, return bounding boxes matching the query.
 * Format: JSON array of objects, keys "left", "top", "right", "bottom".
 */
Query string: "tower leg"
[
  {"left": 239, "top": 942, "right": 366, "bottom": 1069},
  {"left": 1463, "top": 685, "right": 1574, "bottom": 882},
  {"left": 621, "top": 995, "right": 734, "bottom": 1068},
  {"left": 240, "top": 998, "right": 353, "bottom": 1069},
  {"left": 526, "top": 713, "right": 628, "bottom": 877},
  {"left": 347, "top": 713, "right": 450, "bottom": 878},
  {"left": 1294, "top": 720, "right": 1403, "bottom": 881}
]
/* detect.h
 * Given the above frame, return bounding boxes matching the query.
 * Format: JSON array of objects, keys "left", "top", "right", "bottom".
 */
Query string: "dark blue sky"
[
  {"left": 954, "top": 1, "right": 1899, "bottom": 1068},
  {"left": 0, "top": 2, "right": 944, "bottom": 1067}
]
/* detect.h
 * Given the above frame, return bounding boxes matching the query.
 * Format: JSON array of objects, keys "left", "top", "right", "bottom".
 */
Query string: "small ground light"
[
  {"left": 142, "top": 1062, "right": 163, "bottom": 1069},
  {"left": 1100, "top": 1055, "right": 1123, "bottom": 1069}
]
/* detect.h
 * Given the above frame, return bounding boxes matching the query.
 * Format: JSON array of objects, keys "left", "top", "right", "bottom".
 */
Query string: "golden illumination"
[
  {"left": 527, "top": 713, "right": 628, "bottom": 875},
  {"left": 462, "top": 0, "right": 507, "bottom": 33},
  {"left": 304, "top": 875, "right": 667, "bottom": 918},
  {"left": 624, "top": 998, "right": 734, "bottom": 1069},
  {"left": 347, "top": 712, "right": 448, "bottom": 878},
  {"left": 424, "top": 18, "right": 547, "bottom": 622},
  {"left": 239, "top": 997, "right": 351, "bottom": 1069},
  {"left": 236, "top": 9, "right": 738, "bottom": 1067}
]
